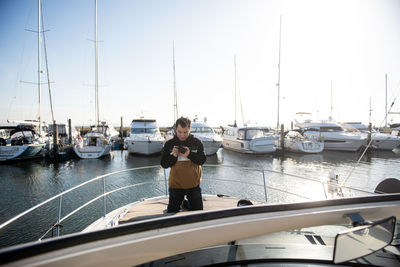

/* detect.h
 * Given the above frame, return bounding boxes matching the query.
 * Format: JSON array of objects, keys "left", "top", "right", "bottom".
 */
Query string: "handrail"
[
  {"left": 0, "top": 165, "right": 161, "bottom": 230},
  {"left": 0, "top": 164, "right": 376, "bottom": 242},
  {"left": 203, "top": 164, "right": 373, "bottom": 195}
]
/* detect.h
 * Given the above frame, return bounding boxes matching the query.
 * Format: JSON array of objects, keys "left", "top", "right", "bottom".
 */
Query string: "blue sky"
[{"left": 1, "top": 0, "right": 400, "bottom": 128}]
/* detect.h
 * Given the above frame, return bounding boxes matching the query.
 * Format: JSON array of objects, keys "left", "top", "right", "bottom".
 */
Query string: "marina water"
[{"left": 1, "top": 149, "right": 400, "bottom": 248}]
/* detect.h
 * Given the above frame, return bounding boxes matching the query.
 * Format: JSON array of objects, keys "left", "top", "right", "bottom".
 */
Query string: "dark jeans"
[{"left": 167, "top": 185, "right": 203, "bottom": 213}]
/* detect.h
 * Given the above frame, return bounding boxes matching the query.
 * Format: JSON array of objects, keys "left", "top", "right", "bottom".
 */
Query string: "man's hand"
[
  {"left": 172, "top": 146, "right": 179, "bottom": 157},
  {"left": 180, "top": 146, "right": 190, "bottom": 157}
]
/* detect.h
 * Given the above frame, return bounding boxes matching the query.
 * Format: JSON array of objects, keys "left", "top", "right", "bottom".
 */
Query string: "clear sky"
[{"left": 1, "top": 0, "right": 400, "bottom": 128}]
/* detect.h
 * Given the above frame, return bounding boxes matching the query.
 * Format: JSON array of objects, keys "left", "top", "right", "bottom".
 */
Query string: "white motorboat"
[
  {"left": 283, "top": 130, "right": 324, "bottom": 153},
  {"left": 124, "top": 119, "right": 164, "bottom": 155},
  {"left": 222, "top": 126, "right": 276, "bottom": 154},
  {"left": 295, "top": 120, "right": 367, "bottom": 152},
  {"left": 0, "top": 123, "right": 46, "bottom": 162},
  {"left": 0, "top": 165, "right": 399, "bottom": 266},
  {"left": 342, "top": 122, "right": 400, "bottom": 150},
  {"left": 73, "top": 123, "right": 116, "bottom": 159},
  {"left": 191, "top": 122, "right": 222, "bottom": 155}
]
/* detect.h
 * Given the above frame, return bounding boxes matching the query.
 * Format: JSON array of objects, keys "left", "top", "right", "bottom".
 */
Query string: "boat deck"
[{"left": 119, "top": 195, "right": 249, "bottom": 224}]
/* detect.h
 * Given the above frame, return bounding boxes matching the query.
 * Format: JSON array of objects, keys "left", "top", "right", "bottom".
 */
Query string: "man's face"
[{"left": 176, "top": 124, "right": 190, "bottom": 141}]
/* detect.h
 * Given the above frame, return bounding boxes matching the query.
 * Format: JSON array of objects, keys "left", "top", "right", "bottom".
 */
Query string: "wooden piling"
[
  {"left": 68, "top": 118, "right": 72, "bottom": 144},
  {"left": 368, "top": 123, "right": 372, "bottom": 145},
  {"left": 53, "top": 120, "right": 59, "bottom": 158},
  {"left": 120, "top": 116, "right": 123, "bottom": 138},
  {"left": 280, "top": 124, "right": 285, "bottom": 153}
]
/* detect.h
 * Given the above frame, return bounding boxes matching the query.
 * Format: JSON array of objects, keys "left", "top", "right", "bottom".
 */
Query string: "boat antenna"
[
  {"left": 40, "top": 3, "right": 55, "bottom": 123},
  {"left": 236, "top": 68, "right": 245, "bottom": 126},
  {"left": 276, "top": 15, "right": 282, "bottom": 130},
  {"left": 234, "top": 55, "right": 237, "bottom": 127},
  {"left": 239, "top": 84, "right": 245, "bottom": 126},
  {"left": 173, "top": 41, "right": 178, "bottom": 122}
]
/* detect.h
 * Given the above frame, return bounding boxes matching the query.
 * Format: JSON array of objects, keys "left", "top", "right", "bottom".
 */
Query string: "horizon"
[{"left": 1, "top": 0, "right": 400, "bottom": 129}]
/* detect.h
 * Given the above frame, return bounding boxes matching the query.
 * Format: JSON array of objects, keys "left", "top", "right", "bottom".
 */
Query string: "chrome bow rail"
[{"left": 0, "top": 164, "right": 373, "bottom": 245}]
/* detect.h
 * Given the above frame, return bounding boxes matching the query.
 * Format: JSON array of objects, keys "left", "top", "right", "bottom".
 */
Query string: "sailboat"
[
  {"left": 73, "top": 0, "right": 117, "bottom": 159},
  {"left": 0, "top": 0, "right": 48, "bottom": 162},
  {"left": 222, "top": 56, "right": 276, "bottom": 154}
]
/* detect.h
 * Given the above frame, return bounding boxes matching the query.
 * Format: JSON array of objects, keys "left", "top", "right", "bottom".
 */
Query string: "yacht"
[
  {"left": 124, "top": 119, "right": 164, "bottom": 155},
  {"left": 0, "top": 165, "right": 399, "bottom": 266},
  {"left": 222, "top": 126, "right": 276, "bottom": 154},
  {"left": 190, "top": 122, "right": 222, "bottom": 155},
  {"left": 295, "top": 120, "right": 367, "bottom": 152},
  {"left": 73, "top": 122, "right": 117, "bottom": 159},
  {"left": 0, "top": 122, "right": 46, "bottom": 162},
  {"left": 283, "top": 130, "right": 324, "bottom": 153},
  {"left": 342, "top": 122, "right": 400, "bottom": 150}
]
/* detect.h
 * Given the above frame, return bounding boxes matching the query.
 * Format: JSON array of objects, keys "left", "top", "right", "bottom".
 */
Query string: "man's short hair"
[{"left": 175, "top": 116, "right": 191, "bottom": 129}]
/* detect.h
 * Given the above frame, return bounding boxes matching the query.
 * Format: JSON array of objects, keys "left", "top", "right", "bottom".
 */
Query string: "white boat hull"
[
  {"left": 201, "top": 140, "right": 221, "bottom": 155},
  {"left": 303, "top": 132, "right": 366, "bottom": 152},
  {"left": 0, "top": 143, "right": 45, "bottom": 161},
  {"left": 126, "top": 140, "right": 164, "bottom": 155},
  {"left": 322, "top": 138, "right": 365, "bottom": 151},
  {"left": 371, "top": 134, "right": 400, "bottom": 150},
  {"left": 73, "top": 144, "right": 112, "bottom": 159},
  {"left": 284, "top": 139, "right": 324, "bottom": 153},
  {"left": 222, "top": 138, "right": 276, "bottom": 154}
]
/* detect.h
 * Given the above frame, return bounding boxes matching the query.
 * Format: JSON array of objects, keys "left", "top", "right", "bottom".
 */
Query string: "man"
[{"left": 161, "top": 116, "right": 206, "bottom": 213}]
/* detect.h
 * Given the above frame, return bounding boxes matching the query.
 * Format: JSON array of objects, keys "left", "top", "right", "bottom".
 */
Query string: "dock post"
[
  {"left": 368, "top": 123, "right": 372, "bottom": 146},
  {"left": 120, "top": 116, "right": 123, "bottom": 138},
  {"left": 53, "top": 120, "right": 59, "bottom": 158},
  {"left": 280, "top": 124, "right": 285, "bottom": 153},
  {"left": 68, "top": 118, "right": 72, "bottom": 144}
]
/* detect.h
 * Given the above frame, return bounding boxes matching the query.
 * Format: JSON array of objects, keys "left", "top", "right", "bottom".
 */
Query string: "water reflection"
[{"left": 1, "top": 148, "right": 400, "bottom": 248}]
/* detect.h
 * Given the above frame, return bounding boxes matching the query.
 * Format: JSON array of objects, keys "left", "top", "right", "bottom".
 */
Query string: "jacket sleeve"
[
  {"left": 160, "top": 141, "right": 177, "bottom": 168},
  {"left": 187, "top": 139, "right": 206, "bottom": 165}
]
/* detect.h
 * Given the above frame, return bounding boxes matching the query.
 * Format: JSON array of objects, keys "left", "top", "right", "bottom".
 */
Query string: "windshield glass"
[
  {"left": 246, "top": 129, "right": 269, "bottom": 139},
  {"left": 10, "top": 131, "right": 34, "bottom": 139},
  {"left": 320, "top": 126, "right": 344, "bottom": 132},
  {"left": 191, "top": 127, "right": 214, "bottom": 133},
  {"left": 131, "top": 128, "right": 158, "bottom": 134}
]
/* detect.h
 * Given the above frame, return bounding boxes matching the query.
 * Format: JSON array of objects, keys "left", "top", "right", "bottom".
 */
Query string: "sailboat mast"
[
  {"left": 330, "top": 81, "right": 333, "bottom": 120},
  {"left": 173, "top": 41, "right": 178, "bottom": 122},
  {"left": 234, "top": 55, "right": 237, "bottom": 127},
  {"left": 369, "top": 97, "right": 372, "bottom": 125},
  {"left": 385, "top": 73, "right": 387, "bottom": 127},
  {"left": 276, "top": 15, "right": 282, "bottom": 130},
  {"left": 95, "top": 0, "right": 99, "bottom": 126},
  {"left": 38, "top": 0, "right": 42, "bottom": 135}
]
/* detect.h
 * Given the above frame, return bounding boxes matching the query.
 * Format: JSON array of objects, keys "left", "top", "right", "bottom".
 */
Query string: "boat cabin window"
[
  {"left": 10, "top": 131, "right": 34, "bottom": 139},
  {"left": 245, "top": 129, "right": 269, "bottom": 140},
  {"left": 223, "top": 129, "right": 235, "bottom": 137},
  {"left": 131, "top": 128, "right": 159, "bottom": 134},
  {"left": 237, "top": 130, "right": 245, "bottom": 140},
  {"left": 191, "top": 127, "right": 213, "bottom": 133},
  {"left": 320, "top": 126, "right": 344, "bottom": 132}
]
